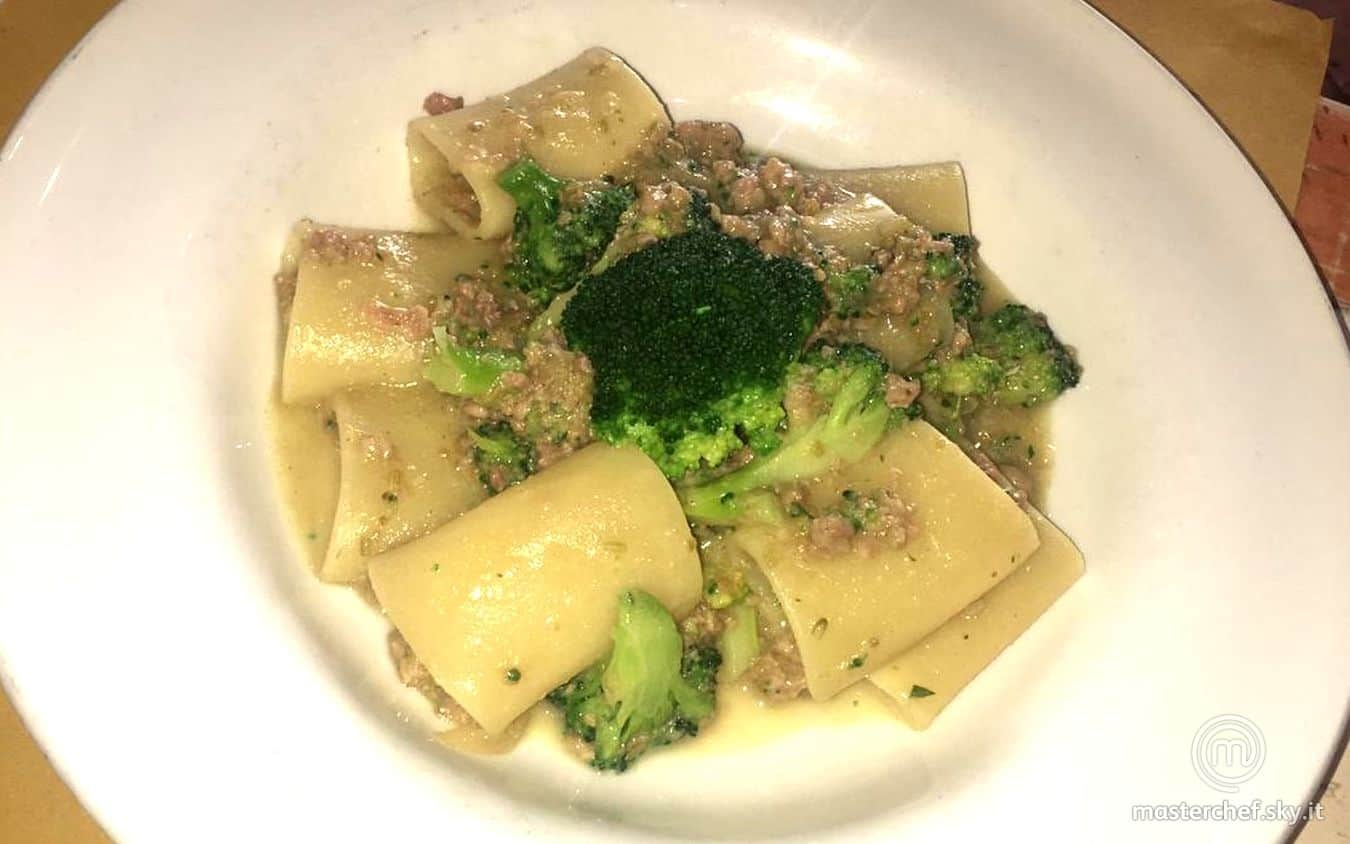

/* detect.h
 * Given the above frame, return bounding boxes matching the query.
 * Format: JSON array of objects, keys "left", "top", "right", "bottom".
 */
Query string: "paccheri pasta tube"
[
  {"left": 408, "top": 48, "right": 670, "bottom": 239},
  {"left": 367, "top": 444, "right": 703, "bottom": 734},
  {"left": 870, "top": 507, "right": 1084, "bottom": 728},
  {"left": 730, "top": 421, "right": 1041, "bottom": 700},
  {"left": 281, "top": 222, "right": 503, "bottom": 403}
]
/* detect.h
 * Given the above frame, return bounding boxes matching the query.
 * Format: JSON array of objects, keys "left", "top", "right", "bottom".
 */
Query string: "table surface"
[{"left": 1, "top": 1, "right": 1346, "bottom": 841}]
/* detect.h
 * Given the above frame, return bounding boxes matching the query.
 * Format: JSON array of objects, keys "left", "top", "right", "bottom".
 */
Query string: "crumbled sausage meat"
[
  {"left": 388, "top": 631, "right": 476, "bottom": 725},
  {"left": 746, "top": 619, "right": 809, "bottom": 702},
  {"left": 673, "top": 120, "right": 745, "bottom": 162},
  {"left": 304, "top": 227, "right": 379, "bottom": 263},
  {"left": 422, "top": 91, "right": 465, "bottom": 116},
  {"left": 680, "top": 601, "right": 726, "bottom": 646},
  {"left": 469, "top": 332, "right": 594, "bottom": 469},
  {"left": 883, "top": 373, "right": 921, "bottom": 409},
  {"left": 430, "top": 274, "right": 530, "bottom": 348},
  {"left": 808, "top": 513, "right": 857, "bottom": 554},
  {"left": 362, "top": 301, "right": 432, "bottom": 341}
]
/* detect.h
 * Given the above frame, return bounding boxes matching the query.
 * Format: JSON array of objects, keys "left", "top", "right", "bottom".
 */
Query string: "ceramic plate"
[{"left": 1, "top": 0, "right": 1348, "bottom": 841}]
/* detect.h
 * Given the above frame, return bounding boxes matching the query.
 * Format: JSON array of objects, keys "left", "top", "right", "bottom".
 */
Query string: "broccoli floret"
[
  {"left": 925, "top": 233, "right": 975, "bottom": 278},
  {"left": 546, "top": 591, "right": 720, "bottom": 772},
  {"left": 562, "top": 228, "right": 825, "bottom": 478},
  {"left": 678, "top": 643, "right": 723, "bottom": 699},
  {"left": 920, "top": 352, "right": 1002, "bottom": 396},
  {"left": 680, "top": 343, "right": 892, "bottom": 523},
  {"left": 825, "top": 266, "right": 875, "bottom": 318},
  {"left": 467, "top": 421, "right": 535, "bottom": 492},
  {"left": 926, "top": 233, "right": 982, "bottom": 321},
  {"left": 973, "top": 304, "right": 1082, "bottom": 406},
  {"left": 497, "top": 159, "right": 633, "bottom": 305},
  {"left": 423, "top": 326, "right": 522, "bottom": 396},
  {"left": 920, "top": 304, "right": 1081, "bottom": 408}
]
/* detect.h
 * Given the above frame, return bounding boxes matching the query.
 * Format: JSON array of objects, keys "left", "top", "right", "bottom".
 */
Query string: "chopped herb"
[
  {"left": 849, "top": 654, "right": 866, "bottom": 669},
  {"left": 431, "top": 563, "right": 441, "bottom": 573},
  {"left": 505, "top": 667, "right": 522, "bottom": 683},
  {"left": 909, "top": 685, "right": 935, "bottom": 698},
  {"left": 382, "top": 491, "right": 399, "bottom": 504},
  {"left": 1027, "top": 444, "right": 1036, "bottom": 460},
  {"left": 305, "top": 531, "right": 317, "bottom": 541}
]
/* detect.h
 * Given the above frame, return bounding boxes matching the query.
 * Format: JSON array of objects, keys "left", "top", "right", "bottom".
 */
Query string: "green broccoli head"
[
  {"left": 824, "top": 266, "right": 876, "bottom": 318},
  {"left": 467, "top": 421, "right": 535, "bottom": 493},
  {"left": 926, "top": 233, "right": 982, "bottom": 322},
  {"left": 920, "top": 304, "right": 1081, "bottom": 409},
  {"left": 973, "top": 303, "right": 1081, "bottom": 406},
  {"left": 680, "top": 342, "right": 893, "bottom": 524},
  {"left": 546, "top": 590, "right": 720, "bottom": 772},
  {"left": 497, "top": 159, "right": 633, "bottom": 305},
  {"left": 423, "top": 326, "right": 523, "bottom": 396},
  {"left": 562, "top": 228, "right": 825, "bottom": 479},
  {"left": 920, "top": 352, "right": 1002, "bottom": 396}
]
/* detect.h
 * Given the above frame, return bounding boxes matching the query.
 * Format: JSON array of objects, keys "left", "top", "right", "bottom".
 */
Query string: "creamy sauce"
[{"left": 510, "top": 678, "right": 898, "bottom": 763}]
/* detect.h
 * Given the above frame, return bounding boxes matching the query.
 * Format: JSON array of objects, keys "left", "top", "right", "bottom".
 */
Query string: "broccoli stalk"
[
  {"left": 718, "top": 602, "right": 760, "bottom": 680},
  {"left": 546, "top": 591, "right": 720, "bottom": 772},
  {"left": 423, "top": 326, "right": 522, "bottom": 396},
  {"left": 497, "top": 159, "right": 633, "bottom": 305},
  {"left": 563, "top": 228, "right": 825, "bottom": 479},
  {"left": 680, "top": 344, "right": 891, "bottom": 524},
  {"left": 921, "top": 303, "right": 1081, "bottom": 408}
]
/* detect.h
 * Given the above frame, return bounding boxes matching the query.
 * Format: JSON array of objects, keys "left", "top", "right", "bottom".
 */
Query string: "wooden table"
[{"left": 1, "top": 1, "right": 1345, "bottom": 841}]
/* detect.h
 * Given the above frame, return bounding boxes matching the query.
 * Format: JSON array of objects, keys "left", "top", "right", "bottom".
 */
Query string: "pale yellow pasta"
[
  {"left": 367, "top": 444, "right": 702, "bottom": 734},
  {"left": 731, "top": 421, "right": 1040, "bottom": 700},
  {"left": 817, "top": 164, "right": 1022, "bottom": 308},
  {"left": 817, "top": 162, "right": 971, "bottom": 235},
  {"left": 801, "top": 172, "right": 967, "bottom": 370},
  {"left": 267, "top": 398, "right": 340, "bottom": 572},
  {"left": 408, "top": 48, "right": 671, "bottom": 238},
  {"left": 870, "top": 508, "right": 1084, "bottom": 728},
  {"left": 280, "top": 221, "right": 503, "bottom": 404},
  {"left": 436, "top": 711, "right": 531, "bottom": 756},
  {"left": 320, "top": 384, "right": 485, "bottom": 584},
  {"left": 801, "top": 193, "right": 920, "bottom": 264}
]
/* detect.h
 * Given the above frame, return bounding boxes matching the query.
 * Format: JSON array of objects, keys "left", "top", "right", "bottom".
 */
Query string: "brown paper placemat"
[
  {"left": 1092, "top": 0, "right": 1332, "bottom": 211},
  {"left": 0, "top": 1, "right": 1335, "bottom": 842}
]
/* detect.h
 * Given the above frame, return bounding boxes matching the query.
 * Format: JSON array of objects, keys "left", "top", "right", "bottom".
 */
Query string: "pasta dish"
[{"left": 270, "top": 48, "right": 1084, "bottom": 772}]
